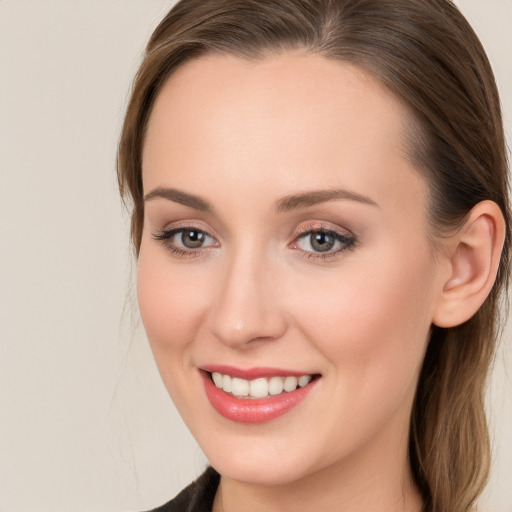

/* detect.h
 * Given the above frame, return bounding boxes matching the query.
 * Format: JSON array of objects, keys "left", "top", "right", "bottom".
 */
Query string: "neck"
[{"left": 214, "top": 462, "right": 422, "bottom": 512}]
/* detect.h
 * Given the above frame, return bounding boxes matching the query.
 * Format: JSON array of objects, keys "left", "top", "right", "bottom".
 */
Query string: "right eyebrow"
[{"left": 144, "top": 187, "right": 213, "bottom": 212}]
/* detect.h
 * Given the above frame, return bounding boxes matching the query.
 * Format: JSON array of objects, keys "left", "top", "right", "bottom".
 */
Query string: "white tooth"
[
  {"left": 249, "top": 378, "right": 269, "bottom": 398},
  {"left": 231, "top": 377, "right": 249, "bottom": 397},
  {"left": 298, "top": 375, "right": 312, "bottom": 387},
  {"left": 268, "top": 376, "right": 284, "bottom": 395},
  {"left": 212, "top": 372, "right": 223, "bottom": 388},
  {"left": 222, "top": 374, "right": 232, "bottom": 393},
  {"left": 283, "top": 376, "right": 298, "bottom": 392}
]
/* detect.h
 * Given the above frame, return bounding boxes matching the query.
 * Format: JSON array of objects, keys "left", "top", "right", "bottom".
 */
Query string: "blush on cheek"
[
  {"left": 137, "top": 259, "right": 181, "bottom": 348},
  {"left": 137, "top": 258, "right": 202, "bottom": 354},
  {"left": 291, "top": 257, "right": 433, "bottom": 375}
]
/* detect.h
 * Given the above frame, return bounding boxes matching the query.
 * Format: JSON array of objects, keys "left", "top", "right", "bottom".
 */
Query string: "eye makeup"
[
  {"left": 152, "top": 225, "right": 219, "bottom": 258},
  {"left": 290, "top": 222, "right": 357, "bottom": 261},
  {"left": 152, "top": 220, "right": 357, "bottom": 261}
]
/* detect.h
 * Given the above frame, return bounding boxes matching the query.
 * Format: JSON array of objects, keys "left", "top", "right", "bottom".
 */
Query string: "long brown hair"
[{"left": 117, "top": 1, "right": 511, "bottom": 510}]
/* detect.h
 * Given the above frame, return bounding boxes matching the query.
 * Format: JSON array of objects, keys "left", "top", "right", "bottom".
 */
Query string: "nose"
[{"left": 208, "top": 250, "right": 287, "bottom": 348}]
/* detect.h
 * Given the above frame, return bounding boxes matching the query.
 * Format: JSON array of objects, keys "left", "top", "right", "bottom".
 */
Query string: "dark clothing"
[{"left": 145, "top": 466, "right": 220, "bottom": 512}]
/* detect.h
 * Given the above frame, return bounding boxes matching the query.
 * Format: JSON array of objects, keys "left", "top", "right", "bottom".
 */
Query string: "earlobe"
[{"left": 433, "top": 200, "right": 506, "bottom": 328}]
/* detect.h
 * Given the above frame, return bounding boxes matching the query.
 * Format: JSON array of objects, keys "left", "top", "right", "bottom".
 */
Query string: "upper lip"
[{"left": 200, "top": 364, "right": 317, "bottom": 379}]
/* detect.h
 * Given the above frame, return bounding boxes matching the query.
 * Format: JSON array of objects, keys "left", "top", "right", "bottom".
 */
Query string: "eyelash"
[
  {"left": 151, "top": 223, "right": 357, "bottom": 261},
  {"left": 152, "top": 226, "right": 217, "bottom": 258},
  {"left": 292, "top": 224, "right": 357, "bottom": 260}
]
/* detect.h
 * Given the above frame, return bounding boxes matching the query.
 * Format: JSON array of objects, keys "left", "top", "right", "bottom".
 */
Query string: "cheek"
[
  {"left": 289, "top": 250, "right": 436, "bottom": 402},
  {"left": 136, "top": 249, "right": 210, "bottom": 362}
]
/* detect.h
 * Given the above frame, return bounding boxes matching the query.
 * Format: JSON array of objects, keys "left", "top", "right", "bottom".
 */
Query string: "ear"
[{"left": 433, "top": 200, "right": 506, "bottom": 328}]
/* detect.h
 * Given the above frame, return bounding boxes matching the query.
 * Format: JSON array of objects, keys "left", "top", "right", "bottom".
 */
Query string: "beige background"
[{"left": 0, "top": 1, "right": 510, "bottom": 511}]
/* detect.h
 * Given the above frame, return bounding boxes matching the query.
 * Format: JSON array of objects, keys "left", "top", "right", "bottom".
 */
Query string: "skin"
[{"left": 138, "top": 51, "right": 455, "bottom": 512}]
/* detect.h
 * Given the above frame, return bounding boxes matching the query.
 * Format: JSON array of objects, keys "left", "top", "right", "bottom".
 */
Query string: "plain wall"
[{"left": 0, "top": 1, "right": 510, "bottom": 511}]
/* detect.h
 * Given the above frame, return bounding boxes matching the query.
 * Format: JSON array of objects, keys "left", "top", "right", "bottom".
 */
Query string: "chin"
[
  {"left": 190, "top": 421, "right": 329, "bottom": 487},
  {"left": 208, "top": 450, "right": 314, "bottom": 486}
]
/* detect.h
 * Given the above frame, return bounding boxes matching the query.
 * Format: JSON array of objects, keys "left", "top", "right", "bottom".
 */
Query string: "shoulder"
[{"left": 143, "top": 466, "right": 220, "bottom": 512}]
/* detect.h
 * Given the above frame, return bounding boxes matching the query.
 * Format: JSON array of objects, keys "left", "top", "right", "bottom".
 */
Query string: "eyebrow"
[
  {"left": 143, "top": 186, "right": 379, "bottom": 213},
  {"left": 274, "top": 188, "right": 379, "bottom": 212},
  {"left": 144, "top": 187, "right": 213, "bottom": 212}
]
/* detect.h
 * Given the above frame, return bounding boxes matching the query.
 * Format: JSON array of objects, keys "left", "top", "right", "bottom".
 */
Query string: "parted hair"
[{"left": 117, "top": 1, "right": 511, "bottom": 510}]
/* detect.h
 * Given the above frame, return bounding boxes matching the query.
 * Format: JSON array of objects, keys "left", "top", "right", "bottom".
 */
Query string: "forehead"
[{"left": 142, "top": 51, "right": 425, "bottom": 212}]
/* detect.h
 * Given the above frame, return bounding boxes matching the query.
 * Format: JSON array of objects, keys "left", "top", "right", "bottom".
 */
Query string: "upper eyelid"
[
  {"left": 158, "top": 220, "right": 221, "bottom": 239},
  {"left": 292, "top": 221, "right": 355, "bottom": 238},
  {"left": 157, "top": 225, "right": 218, "bottom": 244},
  {"left": 292, "top": 227, "right": 356, "bottom": 245}
]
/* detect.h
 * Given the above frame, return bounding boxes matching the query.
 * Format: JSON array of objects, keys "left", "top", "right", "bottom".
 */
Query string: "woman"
[{"left": 117, "top": 1, "right": 510, "bottom": 511}]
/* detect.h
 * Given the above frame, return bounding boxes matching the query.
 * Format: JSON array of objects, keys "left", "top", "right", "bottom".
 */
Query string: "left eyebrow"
[{"left": 274, "top": 188, "right": 379, "bottom": 213}]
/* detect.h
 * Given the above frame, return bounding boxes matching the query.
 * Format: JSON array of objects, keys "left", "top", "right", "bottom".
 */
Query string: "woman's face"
[{"left": 138, "top": 52, "right": 447, "bottom": 486}]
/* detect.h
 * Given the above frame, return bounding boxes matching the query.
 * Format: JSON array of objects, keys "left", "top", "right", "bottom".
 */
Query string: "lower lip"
[{"left": 201, "top": 371, "right": 319, "bottom": 424}]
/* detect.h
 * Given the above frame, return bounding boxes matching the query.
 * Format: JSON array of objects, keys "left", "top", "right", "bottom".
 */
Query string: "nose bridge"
[{"left": 208, "top": 242, "right": 286, "bottom": 347}]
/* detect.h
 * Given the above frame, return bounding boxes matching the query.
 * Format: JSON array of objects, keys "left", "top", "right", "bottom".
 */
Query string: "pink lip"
[{"left": 200, "top": 369, "right": 320, "bottom": 424}]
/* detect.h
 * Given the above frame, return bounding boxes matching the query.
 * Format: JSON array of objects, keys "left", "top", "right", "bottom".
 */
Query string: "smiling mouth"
[
  {"left": 201, "top": 369, "right": 321, "bottom": 423},
  {"left": 207, "top": 371, "right": 320, "bottom": 399}
]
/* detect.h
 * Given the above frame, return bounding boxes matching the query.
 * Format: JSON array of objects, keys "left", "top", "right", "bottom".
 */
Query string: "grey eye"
[
  {"left": 180, "top": 229, "right": 208, "bottom": 249},
  {"left": 152, "top": 226, "right": 217, "bottom": 255},
  {"left": 294, "top": 228, "right": 355, "bottom": 256},
  {"left": 309, "top": 232, "right": 336, "bottom": 252}
]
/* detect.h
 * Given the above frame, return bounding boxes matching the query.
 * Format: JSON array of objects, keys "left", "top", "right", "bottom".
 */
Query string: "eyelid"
[
  {"left": 151, "top": 220, "right": 356, "bottom": 260},
  {"left": 289, "top": 222, "right": 357, "bottom": 259},
  {"left": 153, "top": 219, "right": 221, "bottom": 243},
  {"left": 157, "top": 219, "right": 217, "bottom": 234},
  {"left": 292, "top": 221, "right": 354, "bottom": 238},
  {"left": 151, "top": 221, "right": 220, "bottom": 257}
]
